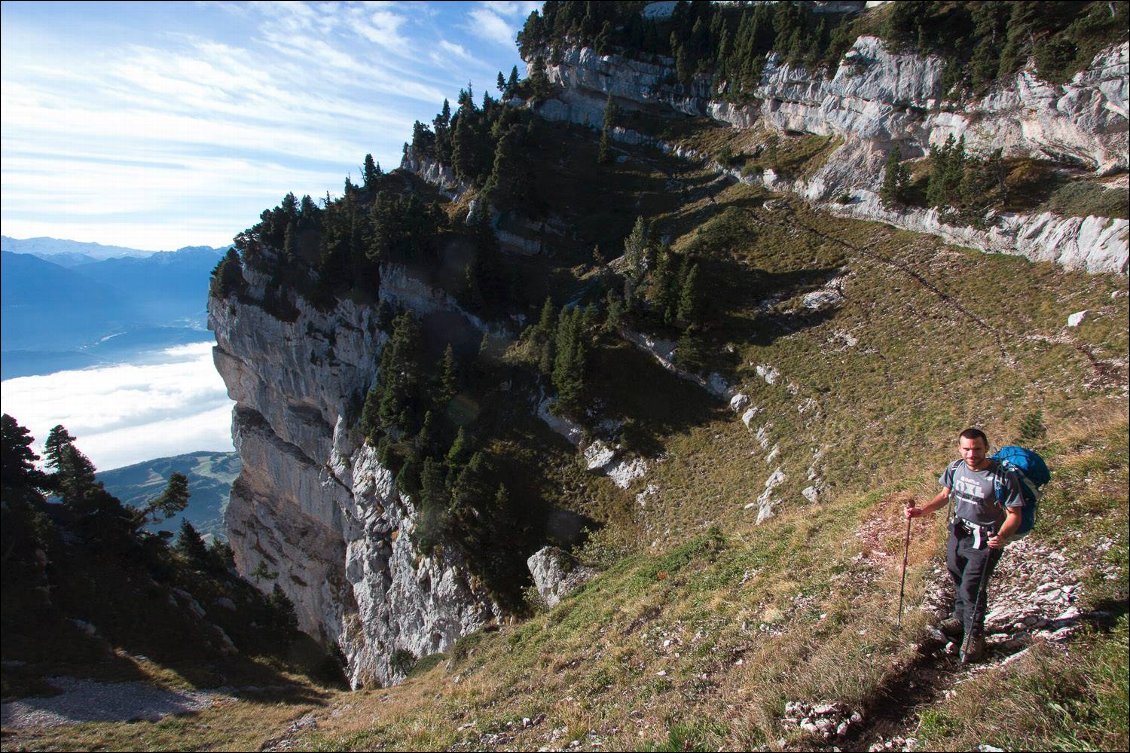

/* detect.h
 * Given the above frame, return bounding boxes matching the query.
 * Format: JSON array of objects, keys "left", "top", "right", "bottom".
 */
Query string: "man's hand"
[{"left": 905, "top": 500, "right": 917, "bottom": 519}]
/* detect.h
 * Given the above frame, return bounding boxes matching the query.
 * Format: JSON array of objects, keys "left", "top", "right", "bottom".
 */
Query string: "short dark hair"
[{"left": 959, "top": 427, "right": 989, "bottom": 447}]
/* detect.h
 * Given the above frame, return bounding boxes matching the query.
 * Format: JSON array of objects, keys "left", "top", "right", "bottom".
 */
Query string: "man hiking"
[{"left": 905, "top": 427, "right": 1025, "bottom": 663}]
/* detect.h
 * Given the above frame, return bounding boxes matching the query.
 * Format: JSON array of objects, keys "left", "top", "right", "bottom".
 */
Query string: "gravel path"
[{"left": 1, "top": 676, "right": 227, "bottom": 728}]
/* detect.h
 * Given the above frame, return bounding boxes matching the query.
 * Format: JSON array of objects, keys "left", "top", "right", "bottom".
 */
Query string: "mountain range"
[
  {"left": 0, "top": 241, "right": 227, "bottom": 379},
  {"left": 95, "top": 450, "right": 240, "bottom": 541}
]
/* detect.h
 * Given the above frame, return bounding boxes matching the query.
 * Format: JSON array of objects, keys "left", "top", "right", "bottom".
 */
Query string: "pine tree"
[
  {"left": 529, "top": 56, "right": 551, "bottom": 101},
  {"left": 676, "top": 324, "right": 707, "bottom": 372},
  {"left": 269, "top": 584, "right": 300, "bottom": 635},
  {"left": 623, "top": 216, "right": 649, "bottom": 280},
  {"left": 362, "top": 153, "right": 382, "bottom": 190},
  {"left": 141, "top": 472, "right": 190, "bottom": 526},
  {"left": 44, "top": 426, "right": 98, "bottom": 506},
  {"left": 533, "top": 296, "right": 557, "bottom": 375},
  {"left": 552, "top": 307, "right": 588, "bottom": 414},
  {"left": 506, "top": 65, "right": 519, "bottom": 96},
  {"left": 1, "top": 413, "right": 48, "bottom": 489},
  {"left": 43, "top": 424, "right": 75, "bottom": 472},
  {"left": 436, "top": 344, "right": 459, "bottom": 409},
  {"left": 880, "top": 146, "right": 910, "bottom": 208},
  {"left": 497, "top": 71, "right": 506, "bottom": 93},
  {"left": 175, "top": 519, "right": 209, "bottom": 567},
  {"left": 675, "top": 262, "right": 702, "bottom": 326}
]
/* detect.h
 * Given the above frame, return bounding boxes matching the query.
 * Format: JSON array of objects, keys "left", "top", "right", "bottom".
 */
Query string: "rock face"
[
  {"left": 209, "top": 256, "right": 501, "bottom": 688},
  {"left": 538, "top": 38, "right": 1129, "bottom": 274},
  {"left": 527, "top": 546, "right": 598, "bottom": 608}
]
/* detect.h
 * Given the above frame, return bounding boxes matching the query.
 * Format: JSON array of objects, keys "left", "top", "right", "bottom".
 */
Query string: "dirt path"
[{"left": 0, "top": 676, "right": 230, "bottom": 728}]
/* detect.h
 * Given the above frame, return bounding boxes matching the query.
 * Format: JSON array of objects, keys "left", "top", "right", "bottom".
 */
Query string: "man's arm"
[
  {"left": 989, "top": 505, "right": 1023, "bottom": 549},
  {"left": 906, "top": 488, "right": 950, "bottom": 519}
]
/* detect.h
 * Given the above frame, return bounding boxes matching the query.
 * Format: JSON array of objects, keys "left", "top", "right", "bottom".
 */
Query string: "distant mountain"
[
  {"left": 96, "top": 451, "right": 240, "bottom": 541},
  {"left": 0, "top": 235, "right": 155, "bottom": 262},
  {"left": 1, "top": 252, "right": 135, "bottom": 353},
  {"left": 1, "top": 244, "right": 226, "bottom": 379}
]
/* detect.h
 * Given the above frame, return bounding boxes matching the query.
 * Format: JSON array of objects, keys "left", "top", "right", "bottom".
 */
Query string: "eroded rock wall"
[
  {"left": 537, "top": 37, "right": 1129, "bottom": 274},
  {"left": 209, "top": 257, "right": 501, "bottom": 688}
]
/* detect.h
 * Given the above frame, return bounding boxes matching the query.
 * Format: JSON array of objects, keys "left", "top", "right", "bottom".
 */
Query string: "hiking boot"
[
  {"left": 938, "top": 617, "right": 964, "bottom": 638},
  {"left": 959, "top": 631, "right": 985, "bottom": 664}
]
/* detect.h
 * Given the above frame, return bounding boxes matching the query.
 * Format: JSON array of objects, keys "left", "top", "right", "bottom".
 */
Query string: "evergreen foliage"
[
  {"left": 140, "top": 472, "right": 191, "bottom": 527},
  {"left": 881, "top": 1, "right": 1127, "bottom": 91},
  {"left": 1, "top": 414, "right": 313, "bottom": 685},
  {"left": 880, "top": 146, "right": 911, "bottom": 209},
  {"left": 517, "top": 1, "right": 1124, "bottom": 103}
]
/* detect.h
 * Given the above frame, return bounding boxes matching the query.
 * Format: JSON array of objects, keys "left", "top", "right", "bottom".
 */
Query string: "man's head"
[{"left": 958, "top": 427, "right": 990, "bottom": 470}]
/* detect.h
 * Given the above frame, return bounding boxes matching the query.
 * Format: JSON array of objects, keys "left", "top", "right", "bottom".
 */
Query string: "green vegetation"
[
  {"left": 880, "top": 1, "right": 1128, "bottom": 89},
  {"left": 517, "top": 1, "right": 1127, "bottom": 101},
  {"left": 1, "top": 414, "right": 340, "bottom": 708},
  {"left": 166, "top": 15, "right": 1130, "bottom": 747}
]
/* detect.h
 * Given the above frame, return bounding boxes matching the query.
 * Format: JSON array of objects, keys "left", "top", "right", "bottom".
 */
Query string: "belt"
[
  {"left": 953, "top": 518, "right": 997, "bottom": 549},
  {"left": 953, "top": 518, "right": 996, "bottom": 535}
]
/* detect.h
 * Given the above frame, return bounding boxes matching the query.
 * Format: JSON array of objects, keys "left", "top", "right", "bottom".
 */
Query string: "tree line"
[
  {"left": 1, "top": 414, "right": 303, "bottom": 663},
  {"left": 517, "top": 1, "right": 1125, "bottom": 100}
]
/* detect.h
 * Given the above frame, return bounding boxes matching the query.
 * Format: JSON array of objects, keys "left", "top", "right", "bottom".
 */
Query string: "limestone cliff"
[
  {"left": 209, "top": 253, "right": 502, "bottom": 688},
  {"left": 536, "top": 37, "right": 1128, "bottom": 274}
]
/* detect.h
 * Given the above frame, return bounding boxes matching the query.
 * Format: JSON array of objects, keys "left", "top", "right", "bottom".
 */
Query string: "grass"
[
  {"left": 6, "top": 98, "right": 1127, "bottom": 751},
  {"left": 1040, "top": 179, "right": 1130, "bottom": 220}
]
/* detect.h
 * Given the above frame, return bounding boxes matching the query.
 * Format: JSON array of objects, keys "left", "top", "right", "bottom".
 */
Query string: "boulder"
[{"left": 527, "top": 546, "right": 598, "bottom": 608}]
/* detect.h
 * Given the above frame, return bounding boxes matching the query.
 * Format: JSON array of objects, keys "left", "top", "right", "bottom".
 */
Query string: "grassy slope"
[{"left": 5, "top": 124, "right": 1126, "bottom": 751}]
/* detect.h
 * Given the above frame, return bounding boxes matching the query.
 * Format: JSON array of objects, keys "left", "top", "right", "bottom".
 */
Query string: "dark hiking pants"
[{"left": 946, "top": 521, "right": 1003, "bottom": 635}]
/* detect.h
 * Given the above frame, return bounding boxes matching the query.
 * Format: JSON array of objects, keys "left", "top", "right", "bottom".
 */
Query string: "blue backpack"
[{"left": 991, "top": 446, "right": 1051, "bottom": 538}]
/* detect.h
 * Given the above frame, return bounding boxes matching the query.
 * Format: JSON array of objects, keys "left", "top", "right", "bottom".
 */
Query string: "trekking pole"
[
  {"left": 897, "top": 509, "right": 913, "bottom": 632},
  {"left": 963, "top": 546, "right": 999, "bottom": 657}
]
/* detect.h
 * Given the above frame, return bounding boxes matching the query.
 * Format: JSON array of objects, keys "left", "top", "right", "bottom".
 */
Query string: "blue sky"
[{"left": 1, "top": 1, "right": 538, "bottom": 251}]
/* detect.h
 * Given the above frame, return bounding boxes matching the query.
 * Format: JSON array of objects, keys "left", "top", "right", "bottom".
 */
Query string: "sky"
[
  {"left": 0, "top": 1, "right": 539, "bottom": 471},
  {"left": 0, "top": 0, "right": 538, "bottom": 252},
  {"left": 1, "top": 343, "right": 234, "bottom": 471}
]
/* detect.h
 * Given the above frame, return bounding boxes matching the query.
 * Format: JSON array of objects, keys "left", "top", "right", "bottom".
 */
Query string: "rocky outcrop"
[
  {"left": 527, "top": 546, "right": 598, "bottom": 608},
  {"left": 537, "top": 38, "right": 1129, "bottom": 274},
  {"left": 209, "top": 255, "right": 501, "bottom": 688}
]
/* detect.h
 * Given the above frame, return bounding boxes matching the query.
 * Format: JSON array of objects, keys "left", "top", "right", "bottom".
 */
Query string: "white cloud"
[
  {"left": 467, "top": 7, "right": 520, "bottom": 49},
  {"left": 0, "top": 1, "right": 525, "bottom": 250},
  {"left": 478, "top": 1, "right": 542, "bottom": 19},
  {"left": 0, "top": 342, "right": 235, "bottom": 471}
]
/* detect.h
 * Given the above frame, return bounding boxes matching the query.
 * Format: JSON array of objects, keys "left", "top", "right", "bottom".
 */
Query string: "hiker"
[{"left": 905, "top": 427, "right": 1025, "bottom": 662}]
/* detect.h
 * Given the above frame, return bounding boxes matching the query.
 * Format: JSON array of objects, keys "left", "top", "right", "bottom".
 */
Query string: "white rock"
[
  {"left": 583, "top": 440, "right": 617, "bottom": 471},
  {"left": 755, "top": 364, "right": 780, "bottom": 385},
  {"left": 527, "top": 546, "right": 598, "bottom": 609},
  {"left": 1067, "top": 310, "right": 1087, "bottom": 327},
  {"left": 730, "top": 393, "right": 750, "bottom": 412}
]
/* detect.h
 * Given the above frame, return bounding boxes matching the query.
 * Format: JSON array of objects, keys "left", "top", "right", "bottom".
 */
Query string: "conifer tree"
[
  {"left": 675, "top": 262, "right": 702, "bottom": 326},
  {"left": 506, "top": 65, "right": 519, "bottom": 96},
  {"left": 880, "top": 146, "right": 910, "bottom": 208},
  {"left": 141, "top": 472, "right": 190, "bottom": 526},
  {"left": 44, "top": 426, "right": 98, "bottom": 506},
  {"left": 529, "top": 56, "right": 551, "bottom": 101},
  {"left": 676, "top": 324, "right": 707, "bottom": 372},
  {"left": 175, "top": 519, "right": 209, "bottom": 567},
  {"left": 269, "top": 584, "right": 300, "bottom": 635},
  {"left": 552, "top": 307, "right": 588, "bottom": 414},
  {"left": 623, "top": 216, "right": 649, "bottom": 280},
  {"left": 362, "top": 154, "right": 382, "bottom": 190},
  {"left": 436, "top": 344, "right": 459, "bottom": 409},
  {"left": 1, "top": 414, "right": 48, "bottom": 489}
]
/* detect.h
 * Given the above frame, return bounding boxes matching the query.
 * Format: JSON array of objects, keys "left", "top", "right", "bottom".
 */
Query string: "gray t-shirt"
[{"left": 940, "top": 460, "right": 1024, "bottom": 527}]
